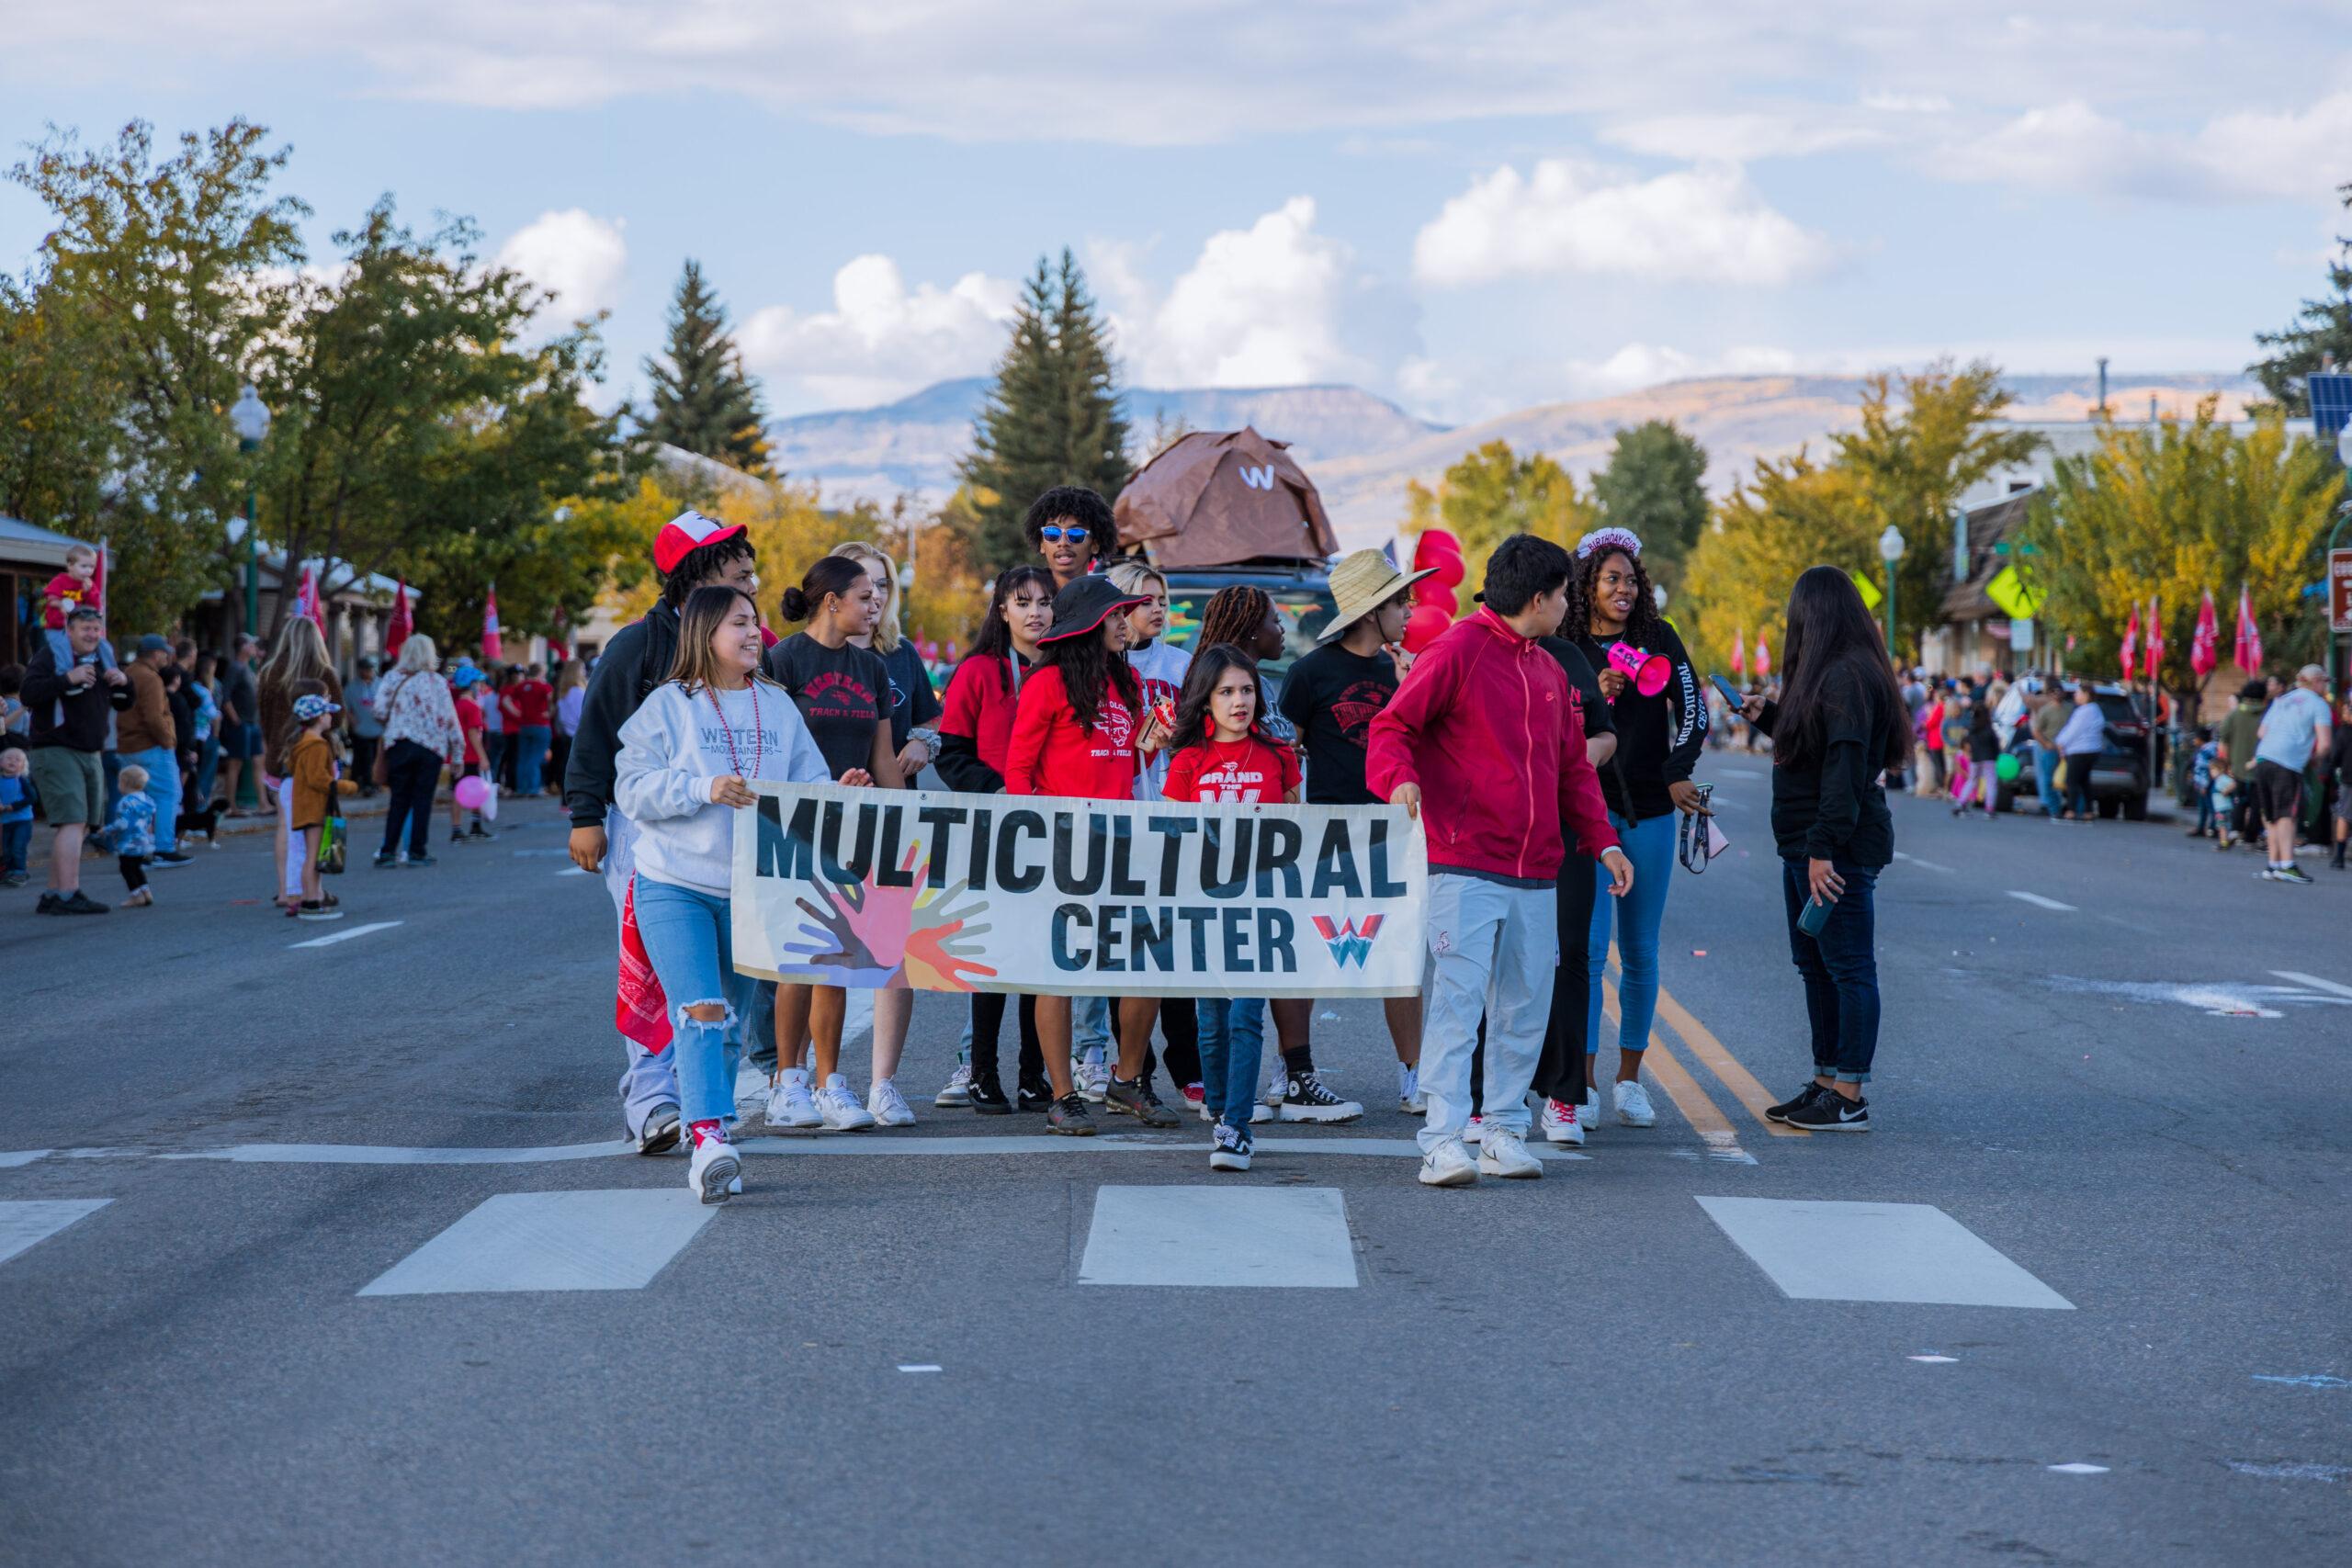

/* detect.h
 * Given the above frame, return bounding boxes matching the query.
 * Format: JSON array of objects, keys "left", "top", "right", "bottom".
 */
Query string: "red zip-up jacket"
[
  {"left": 1365, "top": 605, "right": 1618, "bottom": 882},
  {"left": 1004, "top": 665, "right": 1140, "bottom": 801}
]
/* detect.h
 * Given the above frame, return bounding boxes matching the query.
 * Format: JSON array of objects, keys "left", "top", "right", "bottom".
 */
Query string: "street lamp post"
[
  {"left": 1878, "top": 524, "right": 1905, "bottom": 661},
  {"left": 229, "top": 385, "right": 272, "bottom": 637}
]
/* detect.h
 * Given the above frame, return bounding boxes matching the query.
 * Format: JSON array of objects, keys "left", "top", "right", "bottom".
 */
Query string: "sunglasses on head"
[{"left": 1039, "top": 525, "right": 1090, "bottom": 544}]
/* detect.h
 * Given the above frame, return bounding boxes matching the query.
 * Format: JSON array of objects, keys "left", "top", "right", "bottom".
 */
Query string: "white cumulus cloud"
[
  {"left": 740, "top": 254, "right": 1019, "bottom": 412},
  {"left": 1413, "top": 159, "right": 1836, "bottom": 288},
  {"left": 1939, "top": 92, "right": 2352, "bottom": 202},
  {"left": 495, "top": 209, "right": 628, "bottom": 319}
]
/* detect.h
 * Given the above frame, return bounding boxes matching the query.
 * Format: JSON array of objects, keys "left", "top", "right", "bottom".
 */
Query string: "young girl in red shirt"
[
  {"left": 1161, "top": 644, "right": 1300, "bottom": 1171},
  {"left": 1003, "top": 575, "right": 1172, "bottom": 1135}
]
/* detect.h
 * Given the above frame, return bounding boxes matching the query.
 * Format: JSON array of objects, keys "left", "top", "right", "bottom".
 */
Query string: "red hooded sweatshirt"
[
  {"left": 1366, "top": 605, "right": 1618, "bottom": 883},
  {"left": 1004, "top": 665, "right": 1139, "bottom": 801}
]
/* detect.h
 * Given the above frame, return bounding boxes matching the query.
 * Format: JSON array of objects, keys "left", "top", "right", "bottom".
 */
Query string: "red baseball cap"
[{"left": 653, "top": 509, "right": 748, "bottom": 573}]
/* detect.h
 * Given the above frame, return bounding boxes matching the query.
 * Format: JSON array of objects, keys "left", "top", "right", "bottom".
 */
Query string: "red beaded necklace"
[{"left": 704, "top": 678, "right": 763, "bottom": 779}]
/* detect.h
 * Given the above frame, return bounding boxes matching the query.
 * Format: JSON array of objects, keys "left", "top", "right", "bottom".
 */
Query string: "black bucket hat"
[{"left": 1038, "top": 575, "right": 1148, "bottom": 645}]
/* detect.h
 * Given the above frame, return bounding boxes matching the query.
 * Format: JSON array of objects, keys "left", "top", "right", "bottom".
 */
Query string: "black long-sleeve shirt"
[
  {"left": 21, "top": 642, "right": 134, "bottom": 752},
  {"left": 1571, "top": 618, "right": 1705, "bottom": 820},
  {"left": 1754, "top": 668, "right": 1896, "bottom": 868},
  {"left": 563, "top": 604, "right": 681, "bottom": 829}
]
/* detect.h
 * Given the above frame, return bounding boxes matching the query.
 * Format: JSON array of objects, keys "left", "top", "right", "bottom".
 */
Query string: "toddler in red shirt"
[{"left": 1161, "top": 644, "right": 1300, "bottom": 1172}]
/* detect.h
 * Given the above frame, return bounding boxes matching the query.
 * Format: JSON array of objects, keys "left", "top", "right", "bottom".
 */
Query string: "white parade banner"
[{"left": 731, "top": 782, "right": 1427, "bottom": 998}]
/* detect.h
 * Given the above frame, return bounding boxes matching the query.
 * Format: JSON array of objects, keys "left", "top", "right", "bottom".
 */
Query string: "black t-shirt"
[
  {"left": 876, "top": 639, "right": 943, "bottom": 760},
  {"left": 763, "top": 633, "right": 889, "bottom": 779},
  {"left": 1540, "top": 636, "right": 1612, "bottom": 748},
  {"left": 1279, "top": 642, "right": 1399, "bottom": 805},
  {"left": 223, "top": 662, "right": 258, "bottom": 727}
]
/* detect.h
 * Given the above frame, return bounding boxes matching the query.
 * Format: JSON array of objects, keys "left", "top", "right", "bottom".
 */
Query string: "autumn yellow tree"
[
  {"left": 1680, "top": 455, "right": 1879, "bottom": 674},
  {"left": 2019, "top": 401, "right": 2335, "bottom": 704},
  {"left": 1403, "top": 440, "right": 1598, "bottom": 572}
]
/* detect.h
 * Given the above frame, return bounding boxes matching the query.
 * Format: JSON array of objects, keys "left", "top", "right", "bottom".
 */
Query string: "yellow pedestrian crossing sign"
[
  {"left": 1849, "top": 570, "right": 1882, "bottom": 610},
  {"left": 1984, "top": 564, "right": 2045, "bottom": 619}
]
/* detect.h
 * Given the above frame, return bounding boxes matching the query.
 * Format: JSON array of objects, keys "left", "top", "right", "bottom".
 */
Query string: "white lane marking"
[
  {"left": 2047, "top": 1463, "right": 2109, "bottom": 1475},
  {"left": 1717, "top": 768, "right": 1765, "bottom": 780},
  {"left": 289, "top": 920, "right": 402, "bottom": 949},
  {"left": 1893, "top": 851, "right": 1954, "bottom": 874},
  {"left": 1078, "top": 1185, "right": 1357, "bottom": 1288},
  {"left": 510, "top": 848, "right": 571, "bottom": 857},
  {"left": 20, "top": 1135, "right": 1590, "bottom": 1168},
  {"left": 0, "top": 1199, "right": 110, "bottom": 1266},
  {"left": 1908, "top": 1355, "right": 1959, "bottom": 1364},
  {"left": 2046, "top": 976, "right": 2348, "bottom": 1018},
  {"left": 557, "top": 866, "right": 592, "bottom": 877},
  {"left": 898, "top": 1364, "right": 943, "bottom": 1373},
  {"left": 2007, "top": 891, "right": 2076, "bottom": 912},
  {"left": 2273, "top": 970, "right": 2352, "bottom": 1001},
  {"left": 358, "top": 1190, "right": 715, "bottom": 1296},
  {"left": 1696, "top": 1196, "right": 2074, "bottom": 1309}
]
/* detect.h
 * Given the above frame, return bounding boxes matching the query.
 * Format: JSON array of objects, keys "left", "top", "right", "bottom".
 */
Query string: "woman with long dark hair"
[
  {"left": 1566, "top": 527, "right": 1707, "bottom": 1130},
  {"left": 762, "top": 555, "right": 907, "bottom": 1133},
  {"left": 1741, "top": 565, "right": 1910, "bottom": 1133},
  {"left": 934, "top": 565, "right": 1056, "bottom": 1112},
  {"left": 1005, "top": 574, "right": 1170, "bottom": 1135}
]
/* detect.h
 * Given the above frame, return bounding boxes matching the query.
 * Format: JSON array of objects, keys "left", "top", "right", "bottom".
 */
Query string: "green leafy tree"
[
  {"left": 2018, "top": 402, "right": 2336, "bottom": 697},
  {"left": 0, "top": 264, "right": 125, "bottom": 541},
  {"left": 642, "top": 259, "right": 771, "bottom": 476},
  {"left": 1681, "top": 454, "right": 1878, "bottom": 672},
  {"left": 8, "top": 118, "right": 308, "bottom": 634},
  {"left": 956, "top": 250, "right": 1130, "bottom": 569},
  {"left": 1592, "top": 419, "right": 1709, "bottom": 586},
  {"left": 2249, "top": 182, "right": 2352, "bottom": 414},
  {"left": 1403, "top": 439, "right": 1596, "bottom": 572}
]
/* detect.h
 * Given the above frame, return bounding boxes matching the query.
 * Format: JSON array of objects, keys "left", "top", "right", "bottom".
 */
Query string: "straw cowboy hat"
[{"left": 1317, "top": 549, "right": 1436, "bottom": 642}]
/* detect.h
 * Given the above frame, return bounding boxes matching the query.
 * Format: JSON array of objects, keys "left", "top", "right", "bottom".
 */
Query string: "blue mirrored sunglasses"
[{"left": 1038, "top": 525, "right": 1090, "bottom": 543}]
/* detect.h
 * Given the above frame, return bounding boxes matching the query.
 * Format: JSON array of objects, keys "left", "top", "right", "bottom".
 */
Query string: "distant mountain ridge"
[{"left": 770, "top": 370, "right": 2260, "bottom": 547}]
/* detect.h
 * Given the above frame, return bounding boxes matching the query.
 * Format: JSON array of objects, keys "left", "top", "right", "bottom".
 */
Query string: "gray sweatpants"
[{"left": 1418, "top": 872, "right": 1556, "bottom": 1155}]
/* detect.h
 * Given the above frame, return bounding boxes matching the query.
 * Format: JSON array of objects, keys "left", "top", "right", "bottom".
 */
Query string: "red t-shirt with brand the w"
[{"left": 1162, "top": 735, "right": 1300, "bottom": 804}]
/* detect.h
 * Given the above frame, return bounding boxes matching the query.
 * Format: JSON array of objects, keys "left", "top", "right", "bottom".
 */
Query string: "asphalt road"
[{"left": 1, "top": 770, "right": 2346, "bottom": 1567}]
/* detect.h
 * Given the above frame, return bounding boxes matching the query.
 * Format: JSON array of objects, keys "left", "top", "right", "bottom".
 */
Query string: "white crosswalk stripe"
[
  {"left": 1078, "top": 1185, "right": 1358, "bottom": 1288},
  {"left": 358, "top": 1190, "right": 717, "bottom": 1295},
  {"left": 0, "top": 1199, "right": 111, "bottom": 1268},
  {"left": 1697, "top": 1196, "right": 2073, "bottom": 1308}
]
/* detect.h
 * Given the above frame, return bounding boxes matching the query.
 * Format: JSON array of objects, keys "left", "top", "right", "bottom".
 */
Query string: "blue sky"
[{"left": 5, "top": 4, "right": 2346, "bottom": 423}]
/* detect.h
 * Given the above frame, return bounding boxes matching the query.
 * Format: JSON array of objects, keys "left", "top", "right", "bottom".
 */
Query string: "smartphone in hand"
[{"left": 1709, "top": 672, "right": 1745, "bottom": 708}]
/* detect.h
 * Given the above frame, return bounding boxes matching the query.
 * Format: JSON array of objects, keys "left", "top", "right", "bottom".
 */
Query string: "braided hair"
[
  {"left": 1567, "top": 540, "right": 1660, "bottom": 649},
  {"left": 1196, "top": 585, "right": 1274, "bottom": 658}
]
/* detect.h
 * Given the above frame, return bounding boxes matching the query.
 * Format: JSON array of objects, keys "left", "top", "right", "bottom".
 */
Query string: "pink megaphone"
[{"left": 1605, "top": 640, "right": 1671, "bottom": 699}]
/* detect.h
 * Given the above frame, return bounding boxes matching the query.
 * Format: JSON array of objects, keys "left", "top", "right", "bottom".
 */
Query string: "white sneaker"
[
  {"left": 933, "top": 1062, "right": 973, "bottom": 1108},
  {"left": 817, "top": 1076, "right": 876, "bottom": 1131},
  {"left": 867, "top": 1078, "right": 915, "bottom": 1128},
  {"left": 1614, "top": 1078, "right": 1657, "bottom": 1128},
  {"left": 1398, "top": 1064, "right": 1424, "bottom": 1113},
  {"left": 688, "top": 1134, "right": 741, "bottom": 1204},
  {"left": 1261, "top": 1062, "right": 1285, "bottom": 1108},
  {"left": 766, "top": 1069, "right": 821, "bottom": 1129},
  {"left": 1583, "top": 1083, "right": 1603, "bottom": 1132},
  {"left": 1419, "top": 1136, "right": 1478, "bottom": 1188},
  {"left": 1477, "top": 1123, "right": 1543, "bottom": 1179},
  {"left": 1074, "top": 1052, "right": 1110, "bottom": 1103},
  {"left": 1541, "top": 1098, "right": 1586, "bottom": 1146}
]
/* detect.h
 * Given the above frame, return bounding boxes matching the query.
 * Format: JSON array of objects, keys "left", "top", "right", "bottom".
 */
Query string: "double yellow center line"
[{"left": 1600, "top": 947, "right": 1809, "bottom": 1146}]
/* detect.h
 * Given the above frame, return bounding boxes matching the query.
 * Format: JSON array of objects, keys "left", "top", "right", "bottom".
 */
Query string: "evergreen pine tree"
[
  {"left": 643, "top": 259, "right": 771, "bottom": 475},
  {"left": 2249, "top": 184, "right": 2352, "bottom": 415},
  {"left": 956, "top": 250, "right": 1132, "bottom": 567}
]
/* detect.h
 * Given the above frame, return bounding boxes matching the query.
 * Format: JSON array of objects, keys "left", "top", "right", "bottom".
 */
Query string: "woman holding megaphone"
[{"left": 1567, "top": 527, "right": 1709, "bottom": 1130}]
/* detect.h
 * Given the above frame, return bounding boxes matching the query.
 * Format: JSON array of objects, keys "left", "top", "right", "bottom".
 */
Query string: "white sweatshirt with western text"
[{"left": 616, "top": 680, "right": 831, "bottom": 897}]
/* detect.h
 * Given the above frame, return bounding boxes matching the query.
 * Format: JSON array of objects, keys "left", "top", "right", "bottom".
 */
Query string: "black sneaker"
[
  {"left": 1785, "top": 1089, "right": 1871, "bottom": 1133},
  {"left": 2273, "top": 864, "right": 2315, "bottom": 886},
  {"left": 1, "top": 872, "right": 27, "bottom": 888},
  {"left": 967, "top": 1075, "right": 1012, "bottom": 1115},
  {"left": 636, "top": 1103, "right": 682, "bottom": 1156},
  {"left": 151, "top": 851, "right": 194, "bottom": 869},
  {"left": 1106, "top": 1074, "right": 1181, "bottom": 1127},
  {"left": 1277, "top": 1072, "right": 1364, "bottom": 1123},
  {"left": 34, "top": 891, "right": 62, "bottom": 915},
  {"left": 1209, "top": 1122, "right": 1251, "bottom": 1172},
  {"left": 403, "top": 853, "right": 435, "bottom": 868},
  {"left": 1765, "top": 1081, "right": 1829, "bottom": 1123},
  {"left": 59, "top": 891, "right": 110, "bottom": 915},
  {"left": 1016, "top": 1076, "right": 1054, "bottom": 1112},
  {"left": 450, "top": 829, "right": 466, "bottom": 844},
  {"left": 1046, "top": 1093, "right": 1097, "bottom": 1136},
  {"left": 468, "top": 825, "right": 497, "bottom": 841},
  {"left": 372, "top": 851, "right": 399, "bottom": 869}
]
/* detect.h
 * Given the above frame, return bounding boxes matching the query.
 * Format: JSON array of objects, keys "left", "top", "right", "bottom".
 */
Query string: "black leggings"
[
  {"left": 1136, "top": 998, "right": 1203, "bottom": 1089},
  {"left": 971, "top": 992, "right": 1043, "bottom": 1086},
  {"left": 379, "top": 739, "right": 443, "bottom": 857},
  {"left": 1471, "top": 852, "right": 1598, "bottom": 1112},
  {"left": 2064, "top": 751, "right": 2100, "bottom": 818},
  {"left": 119, "top": 854, "right": 149, "bottom": 893}
]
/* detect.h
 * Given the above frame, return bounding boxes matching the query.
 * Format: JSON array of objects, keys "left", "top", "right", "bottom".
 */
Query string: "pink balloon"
[
  {"left": 1402, "top": 603, "right": 1452, "bottom": 653},
  {"left": 453, "top": 774, "right": 490, "bottom": 811}
]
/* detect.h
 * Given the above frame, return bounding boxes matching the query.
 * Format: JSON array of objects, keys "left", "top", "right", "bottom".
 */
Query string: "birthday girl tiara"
[{"left": 1574, "top": 526, "right": 1644, "bottom": 560}]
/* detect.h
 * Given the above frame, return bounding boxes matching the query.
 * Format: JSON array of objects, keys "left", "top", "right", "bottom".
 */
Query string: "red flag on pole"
[
  {"left": 385, "top": 581, "right": 413, "bottom": 660},
  {"left": 1754, "top": 632, "right": 1772, "bottom": 679},
  {"left": 294, "top": 565, "right": 325, "bottom": 632},
  {"left": 91, "top": 536, "right": 108, "bottom": 615},
  {"left": 2120, "top": 604, "right": 2139, "bottom": 682},
  {"left": 2144, "top": 595, "right": 2164, "bottom": 678},
  {"left": 1731, "top": 627, "right": 1747, "bottom": 678},
  {"left": 481, "top": 583, "right": 503, "bottom": 663},
  {"left": 549, "top": 606, "right": 571, "bottom": 662},
  {"left": 2233, "top": 582, "right": 2262, "bottom": 673},
  {"left": 2190, "top": 588, "right": 2218, "bottom": 679}
]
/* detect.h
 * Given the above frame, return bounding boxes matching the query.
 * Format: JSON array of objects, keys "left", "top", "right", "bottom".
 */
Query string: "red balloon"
[
  {"left": 1413, "top": 529, "right": 1464, "bottom": 570},
  {"left": 1412, "top": 574, "right": 1457, "bottom": 611},
  {"left": 1422, "top": 550, "right": 1465, "bottom": 589},
  {"left": 1402, "top": 603, "right": 1453, "bottom": 653}
]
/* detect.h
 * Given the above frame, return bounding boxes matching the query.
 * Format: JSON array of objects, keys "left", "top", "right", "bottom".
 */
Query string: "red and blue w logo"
[{"left": 1311, "top": 914, "right": 1385, "bottom": 969}]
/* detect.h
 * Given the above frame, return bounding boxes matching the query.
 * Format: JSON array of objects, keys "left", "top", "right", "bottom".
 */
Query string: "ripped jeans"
[{"left": 628, "top": 875, "right": 752, "bottom": 1126}]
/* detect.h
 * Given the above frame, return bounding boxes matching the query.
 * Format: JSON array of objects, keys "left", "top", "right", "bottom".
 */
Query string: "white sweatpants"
[{"left": 1417, "top": 872, "right": 1556, "bottom": 1154}]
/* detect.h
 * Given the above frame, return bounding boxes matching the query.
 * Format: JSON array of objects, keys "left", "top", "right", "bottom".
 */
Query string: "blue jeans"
[
  {"left": 1197, "top": 996, "right": 1267, "bottom": 1135},
  {"left": 121, "top": 745, "right": 181, "bottom": 854},
  {"left": 1780, "top": 857, "right": 1881, "bottom": 1083},
  {"left": 628, "top": 875, "right": 753, "bottom": 1126},
  {"left": 515, "top": 725, "right": 550, "bottom": 795},
  {"left": 1075, "top": 995, "right": 1112, "bottom": 1055},
  {"left": 2032, "top": 743, "right": 2063, "bottom": 816},
  {"left": 1586, "top": 808, "right": 1676, "bottom": 1058},
  {"left": 1, "top": 820, "right": 28, "bottom": 874},
  {"left": 191, "top": 733, "right": 221, "bottom": 809}
]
